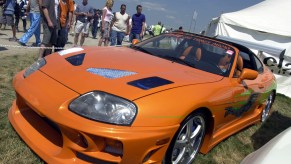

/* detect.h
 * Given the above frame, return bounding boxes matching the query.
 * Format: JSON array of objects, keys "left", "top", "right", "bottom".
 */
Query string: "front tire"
[{"left": 164, "top": 112, "right": 206, "bottom": 164}]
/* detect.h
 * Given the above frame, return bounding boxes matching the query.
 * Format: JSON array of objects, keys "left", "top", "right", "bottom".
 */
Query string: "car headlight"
[
  {"left": 69, "top": 91, "right": 137, "bottom": 126},
  {"left": 24, "top": 58, "right": 46, "bottom": 78}
]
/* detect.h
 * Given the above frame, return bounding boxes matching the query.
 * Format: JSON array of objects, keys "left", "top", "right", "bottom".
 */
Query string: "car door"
[{"left": 227, "top": 50, "right": 265, "bottom": 119}]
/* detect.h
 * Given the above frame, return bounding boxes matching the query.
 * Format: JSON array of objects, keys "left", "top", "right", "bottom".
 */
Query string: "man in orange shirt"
[{"left": 55, "top": 0, "right": 74, "bottom": 51}]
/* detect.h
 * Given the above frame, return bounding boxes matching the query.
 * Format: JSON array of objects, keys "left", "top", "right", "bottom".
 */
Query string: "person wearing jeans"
[
  {"left": 129, "top": 5, "right": 145, "bottom": 42},
  {"left": 18, "top": 0, "right": 41, "bottom": 46},
  {"left": 91, "top": 9, "right": 99, "bottom": 39},
  {"left": 110, "top": 4, "right": 129, "bottom": 46}
]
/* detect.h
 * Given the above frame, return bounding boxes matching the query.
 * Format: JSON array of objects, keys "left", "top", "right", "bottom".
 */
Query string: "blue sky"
[{"left": 76, "top": 0, "right": 263, "bottom": 33}]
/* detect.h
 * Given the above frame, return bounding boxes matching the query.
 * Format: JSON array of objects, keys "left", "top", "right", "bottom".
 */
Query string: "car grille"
[{"left": 19, "top": 103, "right": 63, "bottom": 148}]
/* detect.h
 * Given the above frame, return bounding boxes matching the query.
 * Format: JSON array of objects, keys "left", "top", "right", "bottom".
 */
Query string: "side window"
[
  {"left": 239, "top": 51, "right": 256, "bottom": 71},
  {"left": 254, "top": 55, "right": 264, "bottom": 73}
]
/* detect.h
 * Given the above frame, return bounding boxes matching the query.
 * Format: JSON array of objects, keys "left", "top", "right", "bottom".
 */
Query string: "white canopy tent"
[{"left": 205, "top": 0, "right": 291, "bottom": 97}]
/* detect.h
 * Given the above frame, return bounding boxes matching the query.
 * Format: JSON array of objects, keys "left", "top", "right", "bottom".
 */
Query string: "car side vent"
[
  {"left": 128, "top": 76, "right": 173, "bottom": 90},
  {"left": 66, "top": 53, "right": 86, "bottom": 66}
]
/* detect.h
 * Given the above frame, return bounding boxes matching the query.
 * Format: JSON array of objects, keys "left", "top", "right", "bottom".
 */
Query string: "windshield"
[{"left": 132, "top": 33, "right": 237, "bottom": 76}]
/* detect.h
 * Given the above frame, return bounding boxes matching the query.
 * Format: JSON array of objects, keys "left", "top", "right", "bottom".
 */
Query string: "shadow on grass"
[
  {"left": 0, "top": 47, "right": 8, "bottom": 51},
  {"left": 251, "top": 111, "right": 291, "bottom": 150}
]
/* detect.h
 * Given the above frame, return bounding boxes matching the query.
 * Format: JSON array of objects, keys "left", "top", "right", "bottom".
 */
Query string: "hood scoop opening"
[
  {"left": 66, "top": 53, "right": 86, "bottom": 66},
  {"left": 87, "top": 68, "right": 137, "bottom": 79},
  {"left": 128, "top": 76, "right": 173, "bottom": 90}
]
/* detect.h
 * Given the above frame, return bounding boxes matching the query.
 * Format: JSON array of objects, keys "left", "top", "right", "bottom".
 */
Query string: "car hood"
[{"left": 40, "top": 47, "right": 223, "bottom": 100}]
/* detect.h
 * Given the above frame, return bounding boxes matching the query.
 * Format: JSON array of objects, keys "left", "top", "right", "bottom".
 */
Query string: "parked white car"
[{"left": 241, "top": 127, "right": 291, "bottom": 164}]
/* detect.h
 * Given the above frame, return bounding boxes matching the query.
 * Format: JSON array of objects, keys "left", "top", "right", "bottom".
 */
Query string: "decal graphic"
[
  {"left": 224, "top": 80, "right": 276, "bottom": 118},
  {"left": 225, "top": 92, "right": 260, "bottom": 117},
  {"left": 226, "top": 50, "right": 234, "bottom": 55}
]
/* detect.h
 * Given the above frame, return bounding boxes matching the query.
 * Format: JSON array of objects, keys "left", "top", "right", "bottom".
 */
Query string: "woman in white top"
[{"left": 98, "top": 0, "right": 114, "bottom": 46}]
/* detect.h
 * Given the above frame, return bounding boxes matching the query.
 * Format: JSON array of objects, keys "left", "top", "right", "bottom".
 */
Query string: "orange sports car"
[{"left": 9, "top": 32, "right": 276, "bottom": 164}]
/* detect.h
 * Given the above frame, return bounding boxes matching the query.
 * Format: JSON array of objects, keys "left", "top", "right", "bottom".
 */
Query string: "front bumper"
[{"left": 8, "top": 71, "right": 179, "bottom": 164}]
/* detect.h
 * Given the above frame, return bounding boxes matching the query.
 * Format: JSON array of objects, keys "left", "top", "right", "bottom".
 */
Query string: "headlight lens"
[
  {"left": 24, "top": 58, "right": 46, "bottom": 78},
  {"left": 69, "top": 91, "right": 137, "bottom": 126}
]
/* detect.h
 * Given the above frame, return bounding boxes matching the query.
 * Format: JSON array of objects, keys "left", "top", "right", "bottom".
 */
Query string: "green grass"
[
  {"left": 0, "top": 54, "right": 43, "bottom": 163},
  {"left": 0, "top": 53, "right": 291, "bottom": 163}
]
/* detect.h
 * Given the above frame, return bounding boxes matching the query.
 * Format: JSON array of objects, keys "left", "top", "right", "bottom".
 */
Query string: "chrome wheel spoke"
[
  {"left": 190, "top": 124, "right": 201, "bottom": 140},
  {"left": 262, "top": 93, "right": 273, "bottom": 122},
  {"left": 186, "top": 119, "right": 194, "bottom": 139},
  {"left": 170, "top": 115, "right": 205, "bottom": 164},
  {"left": 172, "top": 140, "right": 186, "bottom": 164},
  {"left": 175, "top": 140, "right": 187, "bottom": 150},
  {"left": 186, "top": 144, "right": 197, "bottom": 158}
]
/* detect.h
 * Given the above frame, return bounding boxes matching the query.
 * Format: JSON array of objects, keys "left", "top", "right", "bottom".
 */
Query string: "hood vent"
[
  {"left": 87, "top": 68, "right": 137, "bottom": 79},
  {"left": 66, "top": 53, "right": 85, "bottom": 66},
  {"left": 128, "top": 76, "right": 173, "bottom": 90}
]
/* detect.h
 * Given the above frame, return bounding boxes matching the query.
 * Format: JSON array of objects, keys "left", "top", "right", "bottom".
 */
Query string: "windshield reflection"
[{"left": 131, "top": 33, "right": 236, "bottom": 76}]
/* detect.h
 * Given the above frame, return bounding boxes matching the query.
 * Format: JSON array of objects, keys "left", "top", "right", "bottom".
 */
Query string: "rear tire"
[
  {"left": 164, "top": 112, "right": 206, "bottom": 164},
  {"left": 261, "top": 92, "right": 275, "bottom": 122}
]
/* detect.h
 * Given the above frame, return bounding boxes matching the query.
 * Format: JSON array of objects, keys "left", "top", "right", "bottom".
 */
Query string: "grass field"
[{"left": 0, "top": 53, "right": 291, "bottom": 163}]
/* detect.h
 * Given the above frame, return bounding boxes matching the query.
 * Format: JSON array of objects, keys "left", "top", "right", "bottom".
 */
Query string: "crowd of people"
[{"left": 0, "top": 0, "right": 178, "bottom": 59}]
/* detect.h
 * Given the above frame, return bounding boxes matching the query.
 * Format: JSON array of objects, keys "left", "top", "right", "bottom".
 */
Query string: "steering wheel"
[{"left": 208, "top": 61, "right": 224, "bottom": 74}]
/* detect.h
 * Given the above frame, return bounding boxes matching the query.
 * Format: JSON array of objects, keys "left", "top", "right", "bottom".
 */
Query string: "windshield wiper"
[{"left": 161, "top": 56, "right": 196, "bottom": 68}]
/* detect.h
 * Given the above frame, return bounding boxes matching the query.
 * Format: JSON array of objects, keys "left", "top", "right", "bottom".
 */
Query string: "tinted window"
[{"left": 254, "top": 55, "right": 264, "bottom": 73}]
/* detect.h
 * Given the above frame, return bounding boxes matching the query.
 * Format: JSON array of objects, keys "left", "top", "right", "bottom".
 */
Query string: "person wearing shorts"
[
  {"left": 73, "top": 0, "right": 93, "bottom": 47},
  {"left": 98, "top": 0, "right": 113, "bottom": 46},
  {"left": 2, "top": 0, "right": 17, "bottom": 41},
  {"left": 0, "top": 0, "right": 6, "bottom": 29},
  {"left": 39, "top": 0, "right": 59, "bottom": 58}
]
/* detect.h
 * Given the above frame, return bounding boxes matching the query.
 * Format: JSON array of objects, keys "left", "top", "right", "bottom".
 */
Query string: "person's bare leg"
[
  {"left": 104, "top": 39, "right": 109, "bottom": 46},
  {"left": 12, "top": 25, "right": 16, "bottom": 38},
  {"left": 74, "top": 33, "right": 80, "bottom": 47},
  {"left": 39, "top": 44, "right": 46, "bottom": 59},
  {"left": 98, "top": 37, "right": 103, "bottom": 46},
  {"left": 80, "top": 34, "right": 86, "bottom": 46}
]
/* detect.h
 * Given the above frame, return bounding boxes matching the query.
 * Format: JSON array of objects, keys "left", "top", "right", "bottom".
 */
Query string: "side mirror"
[
  {"left": 238, "top": 68, "right": 258, "bottom": 83},
  {"left": 132, "top": 39, "right": 139, "bottom": 45}
]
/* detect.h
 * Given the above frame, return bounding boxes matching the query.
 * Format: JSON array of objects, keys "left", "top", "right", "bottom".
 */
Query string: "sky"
[{"left": 75, "top": 0, "right": 264, "bottom": 33}]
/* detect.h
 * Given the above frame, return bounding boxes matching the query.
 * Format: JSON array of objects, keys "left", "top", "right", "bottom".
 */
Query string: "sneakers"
[
  {"left": 9, "top": 37, "right": 18, "bottom": 42},
  {"left": 31, "top": 43, "right": 41, "bottom": 47},
  {"left": 17, "top": 41, "right": 26, "bottom": 46}
]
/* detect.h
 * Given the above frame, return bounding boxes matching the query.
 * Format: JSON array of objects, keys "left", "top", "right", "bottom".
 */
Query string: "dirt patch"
[{"left": 0, "top": 25, "right": 104, "bottom": 59}]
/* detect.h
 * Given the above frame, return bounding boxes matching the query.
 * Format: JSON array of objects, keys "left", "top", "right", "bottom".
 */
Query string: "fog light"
[{"left": 104, "top": 139, "right": 123, "bottom": 156}]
